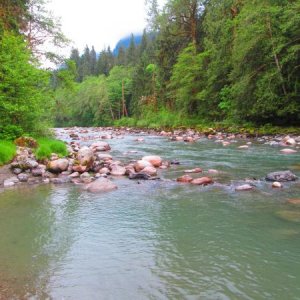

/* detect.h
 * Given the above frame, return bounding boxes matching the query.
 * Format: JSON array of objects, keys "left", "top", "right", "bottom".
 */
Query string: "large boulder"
[
  {"left": 142, "top": 155, "right": 162, "bottom": 167},
  {"left": 90, "top": 142, "right": 111, "bottom": 152},
  {"left": 266, "top": 171, "right": 297, "bottom": 182},
  {"left": 77, "top": 147, "right": 94, "bottom": 168},
  {"left": 85, "top": 178, "right": 117, "bottom": 193},
  {"left": 47, "top": 158, "right": 69, "bottom": 173}
]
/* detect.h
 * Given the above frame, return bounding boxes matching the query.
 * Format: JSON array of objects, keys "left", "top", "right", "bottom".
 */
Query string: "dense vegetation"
[
  {"left": 0, "top": 0, "right": 299, "bottom": 139},
  {"left": 53, "top": 0, "right": 300, "bottom": 129}
]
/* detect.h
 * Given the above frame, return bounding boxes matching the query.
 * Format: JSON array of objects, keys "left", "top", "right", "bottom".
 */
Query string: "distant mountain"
[{"left": 113, "top": 34, "right": 143, "bottom": 56}]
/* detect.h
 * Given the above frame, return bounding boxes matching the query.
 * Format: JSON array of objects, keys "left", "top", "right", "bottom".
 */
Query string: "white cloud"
[{"left": 47, "top": 0, "right": 167, "bottom": 54}]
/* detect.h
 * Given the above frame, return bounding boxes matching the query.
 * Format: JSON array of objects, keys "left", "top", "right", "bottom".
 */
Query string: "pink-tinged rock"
[
  {"left": 69, "top": 172, "right": 80, "bottom": 178},
  {"left": 177, "top": 175, "right": 193, "bottom": 183},
  {"left": 142, "top": 155, "right": 163, "bottom": 167},
  {"left": 287, "top": 199, "right": 300, "bottom": 205},
  {"left": 77, "top": 146, "right": 94, "bottom": 168},
  {"left": 141, "top": 166, "right": 157, "bottom": 176},
  {"left": 286, "top": 138, "right": 296, "bottom": 146},
  {"left": 208, "top": 169, "right": 219, "bottom": 174},
  {"left": 47, "top": 159, "right": 69, "bottom": 173},
  {"left": 235, "top": 184, "right": 253, "bottom": 191},
  {"left": 85, "top": 178, "right": 117, "bottom": 193},
  {"left": 90, "top": 142, "right": 111, "bottom": 152},
  {"left": 134, "top": 160, "right": 153, "bottom": 172},
  {"left": 272, "top": 181, "right": 282, "bottom": 188},
  {"left": 222, "top": 141, "right": 230, "bottom": 146},
  {"left": 175, "top": 136, "right": 184, "bottom": 141},
  {"left": 110, "top": 165, "right": 126, "bottom": 176},
  {"left": 280, "top": 148, "right": 297, "bottom": 154},
  {"left": 184, "top": 168, "right": 202, "bottom": 174},
  {"left": 191, "top": 177, "right": 213, "bottom": 185},
  {"left": 72, "top": 165, "right": 87, "bottom": 173},
  {"left": 238, "top": 145, "right": 249, "bottom": 149},
  {"left": 99, "top": 167, "right": 110, "bottom": 175}
]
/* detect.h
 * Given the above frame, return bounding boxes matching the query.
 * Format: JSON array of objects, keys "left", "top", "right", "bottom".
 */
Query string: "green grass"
[
  {"left": 0, "top": 141, "right": 16, "bottom": 166},
  {"left": 35, "top": 138, "right": 68, "bottom": 160}
]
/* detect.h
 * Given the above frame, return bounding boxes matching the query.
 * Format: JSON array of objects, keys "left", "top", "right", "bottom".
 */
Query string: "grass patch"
[
  {"left": 0, "top": 141, "right": 16, "bottom": 166},
  {"left": 35, "top": 138, "right": 68, "bottom": 160}
]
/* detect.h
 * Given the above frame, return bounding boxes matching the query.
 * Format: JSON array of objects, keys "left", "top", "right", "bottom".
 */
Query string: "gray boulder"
[{"left": 266, "top": 171, "right": 297, "bottom": 182}]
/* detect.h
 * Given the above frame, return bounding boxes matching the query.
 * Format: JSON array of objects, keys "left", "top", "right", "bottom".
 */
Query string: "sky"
[{"left": 47, "top": 0, "right": 166, "bottom": 54}]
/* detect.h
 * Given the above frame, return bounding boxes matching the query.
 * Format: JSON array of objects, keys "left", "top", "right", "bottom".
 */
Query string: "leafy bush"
[
  {"left": 0, "top": 125, "right": 24, "bottom": 140},
  {"left": 0, "top": 141, "right": 16, "bottom": 165}
]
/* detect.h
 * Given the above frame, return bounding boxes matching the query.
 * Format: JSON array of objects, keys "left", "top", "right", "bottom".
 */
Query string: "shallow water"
[{"left": 0, "top": 131, "right": 300, "bottom": 299}]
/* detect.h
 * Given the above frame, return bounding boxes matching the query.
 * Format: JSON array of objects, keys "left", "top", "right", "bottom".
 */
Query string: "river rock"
[
  {"left": 12, "top": 158, "right": 38, "bottom": 170},
  {"left": 50, "top": 176, "right": 71, "bottom": 184},
  {"left": 238, "top": 145, "right": 249, "bottom": 149},
  {"left": 80, "top": 172, "right": 92, "bottom": 184},
  {"left": 134, "top": 160, "right": 153, "bottom": 172},
  {"left": 47, "top": 158, "right": 69, "bottom": 173},
  {"left": 3, "top": 180, "right": 15, "bottom": 187},
  {"left": 72, "top": 165, "right": 87, "bottom": 173},
  {"left": 235, "top": 184, "right": 253, "bottom": 191},
  {"left": 13, "top": 168, "right": 22, "bottom": 175},
  {"left": 17, "top": 173, "right": 29, "bottom": 182},
  {"left": 69, "top": 172, "right": 80, "bottom": 178},
  {"left": 129, "top": 173, "right": 151, "bottom": 180},
  {"left": 191, "top": 177, "right": 213, "bottom": 185},
  {"left": 280, "top": 148, "right": 297, "bottom": 154},
  {"left": 85, "top": 177, "right": 117, "bottom": 193},
  {"left": 90, "top": 142, "right": 111, "bottom": 152},
  {"left": 110, "top": 165, "right": 126, "bottom": 176},
  {"left": 272, "top": 181, "right": 282, "bottom": 188},
  {"left": 142, "top": 155, "right": 162, "bottom": 167},
  {"left": 266, "top": 171, "right": 297, "bottom": 182},
  {"left": 184, "top": 168, "right": 202, "bottom": 174},
  {"left": 31, "top": 167, "right": 44, "bottom": 177},
  {"left": 177, "top": 175, "right": 193, "bottom": 183},
  {"left": 99, "top": 167, "right": 110, "bottom": 175},
  {"left": 141, "top": 166, "right": 157, "bottom": 176},
  {"left": 77, "top": 147, "right": 94, "bottom": 168}
]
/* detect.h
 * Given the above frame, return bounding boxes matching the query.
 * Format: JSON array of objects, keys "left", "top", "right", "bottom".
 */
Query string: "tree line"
[{"left": 55, "top": 0, "right": 300, "bottom": 128}]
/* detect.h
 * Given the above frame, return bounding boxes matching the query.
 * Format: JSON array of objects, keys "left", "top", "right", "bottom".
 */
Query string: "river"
[{"left": 0, "top": 129, "right": 300, "bottom": 299}]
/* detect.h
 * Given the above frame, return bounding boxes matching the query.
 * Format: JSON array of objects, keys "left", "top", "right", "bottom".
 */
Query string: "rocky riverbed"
[{"left": 0, "top": 127, "right": 299, "bottom": 193}]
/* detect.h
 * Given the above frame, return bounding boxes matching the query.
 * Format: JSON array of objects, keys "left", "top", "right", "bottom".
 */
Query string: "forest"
[{"left": 1, "top": 0, "right": 300, "bottom": 140}]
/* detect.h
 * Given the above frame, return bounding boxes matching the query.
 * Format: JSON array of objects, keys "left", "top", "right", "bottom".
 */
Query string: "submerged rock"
[
  {"left": 235, "top": 184, "right": 253, "bottom": 191},
  {"left": 286, "top": 199, "right": 300, "bottom": 205},
  {"left": 191, "top": 177, "right": 213, "bottom": 185},
  {"left": 276, "top": 210, "right": 300, "bottom": 223},
  {"left": 85, "top": 177, "right": 117, "bottom": 193},
  {"left": 129, "top": 173, "right": 151, "bottom": 180},
  {"left": 266, "top": 171, "right": 297, "bottom": 182},
  {"left": 280, "top": 148, "right": 297, "bottom": 154},
  {"left": 272, "top": 181, "right": 282, "bottom": 188},
  {"left": 177, "top": 175, "right": 193, "bottom": 183},
  {"left": 184, "top": 168, "right": 202, "bottom": 174}
]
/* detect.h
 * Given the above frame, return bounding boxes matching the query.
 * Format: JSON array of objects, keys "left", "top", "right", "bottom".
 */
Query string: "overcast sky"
[{"left": 47, "top": 0, "right": 166, "bottom": 53}]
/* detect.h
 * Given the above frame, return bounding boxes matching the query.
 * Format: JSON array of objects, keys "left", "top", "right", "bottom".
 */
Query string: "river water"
[{"left": 0, "top": 129, "right": 300, "bottom": 299}]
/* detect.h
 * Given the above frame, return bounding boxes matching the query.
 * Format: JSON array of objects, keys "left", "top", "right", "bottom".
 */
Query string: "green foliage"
[
  {"left": 0, "top": 32, "right": 52, "bottom": 136},
  {"left": 0, "top": 125, "right": 24, "bottom": 140},
  {"left": 0, "top": 141, "right": 16, "bottom": 166},
  {"left": 35, "top": 138, "right": 68, "bottom": 160}
]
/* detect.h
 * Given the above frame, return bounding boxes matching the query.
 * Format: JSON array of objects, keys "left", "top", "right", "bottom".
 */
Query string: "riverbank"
[{"left": 0, "top": 127, "right": 299, "bottom": 193}]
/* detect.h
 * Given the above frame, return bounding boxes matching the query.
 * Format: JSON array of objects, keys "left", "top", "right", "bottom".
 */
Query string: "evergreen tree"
[{"left": 126, "top": 34, "right": 136, "bottom": 65}]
